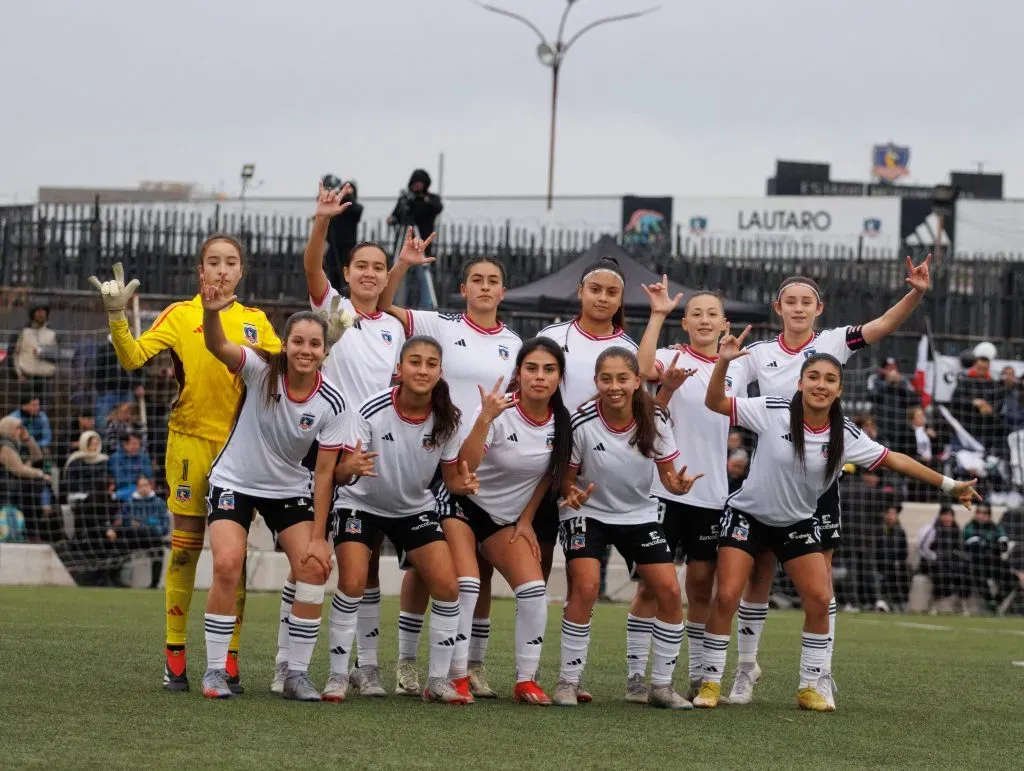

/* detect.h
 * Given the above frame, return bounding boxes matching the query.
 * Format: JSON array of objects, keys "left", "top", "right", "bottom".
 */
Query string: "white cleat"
[
  {"left": 321, "top": 672, "right": 349, "bottom": 703},
  {"left": 270, "top": 660, "right": 289, "bottom": 695},
  {"left": 395, "top": 659, "right": 420, "bottom": 697},
  {"left": 818, "top": 672, "right": 837, "bottom": 711},
  {"left": 727, "top": 661, "right": 762, "bottom": 705}
]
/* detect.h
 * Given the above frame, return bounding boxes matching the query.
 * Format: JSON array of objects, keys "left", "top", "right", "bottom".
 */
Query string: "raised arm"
[
  {"left": 877, "top": 450, "right": 981, "bottom": 508},
  {"left": 378, "top": 227, "right": 436, "bottom": 334},
  {"left": 638, "top": 274, "right": 682, "bottom": 380},
  {"left": 706, "top": 326, "right": 751, "bottom": 416},
  {"left": 861, "top": 254, "right": 930, "bottom": 345},
  {"left": 305, "top": 182, "right": 354, "bottom": 305},
  {"left": 89, "top": 262, "right": 178, "bottom": 370},
  {"left": 199, "top": 272, "right": 244, "bottom": 373}
]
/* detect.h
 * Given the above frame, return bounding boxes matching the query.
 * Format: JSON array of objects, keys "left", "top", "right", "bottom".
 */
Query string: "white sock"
[
  {"left": 514, "top": 580, "right": 547, "bottom": 683},
  {"left": 685, "top": 621, "right": 705, "bottom": 682},
  {"left": 736, "top": 600, "right": 769, "bottom": 665},
  {"left": 799, "top": 632, "right": 829, "bottom": 688},
  {"left": 469, "top": 617, "right": 490, "bottom": 664},
  {"left": 428, "top": 599, "right": 461, "bottom": 680},
  {"left": 702, "top": 632, "right": 729, "bottom": 684},
  {"left": 275, "top": 581, "right": 296, "bottom": 666},
  {"left": 328, "top": 592, "right": 360, "bottom": 676},
  {"left": 287, "top": 614, "right": 321, "bottom": 673},
  {"left": 650, "top": 619, "right": 684, "bottom": 687},
  {"left": 398, "top": 611, "right": 424, "bottom": 661},
  {"left": 356, "top": 587, "right": 381, "bottom": 668},
  {"left": 824, "top": 598, "right": 837, "bottom": 674},
  {"left": 559, "top": 617, "right": 591, "bottom": 685},
  {"left": 203, "top": 613, "right": 235, "bottom": 671},
  {"left": 450, "top": 577, "right": 480, "bottom": 679},
  {"left": 625, "top": 613, "right": 654, "bottom": 677}
]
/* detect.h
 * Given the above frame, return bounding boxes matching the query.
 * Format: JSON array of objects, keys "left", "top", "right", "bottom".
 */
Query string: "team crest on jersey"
[
  {"left": 243, "top": 323, "right": 258, "bottom": 344},
  {"left": 725, "top": 375, "right": 733, "bottom": 389},
  {"left": 821, "top": 445, "right": 829, "bottom": 458},
  {"left": 570, "top": 533, "right": 586, "bottom": 550},
  {"left": 299, "top": 413, "right": 315, "bottom": 431},
  {"left": 803, "top": 348, "right": 817, "bottom": 359},
  {"left": 218, "top": 490, "right": 236, "bottom": 511},
  {"left": 344, "top": 517, "right": 362, "bottom": 534},
  {"left": 421, "top": 437, "right": 435, "bottom": 451},
  {"left": 498, "top": 345, "right": 509, "bottom": 360},
  {"left": 546, "top": 434, "right": 555, "bottom": 450},
  {"left": 175, "top": 484, "right": 191, "bottom": 503},
  {"left": 381, "top": 330, "right": 393, "bottom": 345}
]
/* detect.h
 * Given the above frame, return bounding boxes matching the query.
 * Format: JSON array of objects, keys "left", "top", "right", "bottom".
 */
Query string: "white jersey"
[
  {"left": 566, "top": 401, "right": 679, "bottom": 526},
  {"left": 539, "top": 320, "right": 640, "bottom": 411},
  {"left": 726, "top": 396, "right": 889, "bottom": 525},
  {"left": 408, "top": 311, "right": 521, "bottom": 420},
  {"left": 209, "top": 348, "right": 347, "bottom": 498},
  {"left": 734, "top": 326, "right": 867, "bottom": 399},
  {"left": 334, "top": 387, "right": 461, "bottom": 518},
  {"left": 652, "top": 346, "right": 751, "bottom": 509},
  {"left": 462, "top": 400, "right": 554, "bottom": 525},
  {"left": 311, "top": 285, "right": 405, "bottom": 405}
]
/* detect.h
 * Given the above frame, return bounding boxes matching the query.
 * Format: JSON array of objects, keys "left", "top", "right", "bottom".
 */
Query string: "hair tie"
[
  {"left": 582, "top": 268, "right": 624, "bottom": 285},
  {"left": 777, "top": 282, "right": 821, "bottom": 303}
]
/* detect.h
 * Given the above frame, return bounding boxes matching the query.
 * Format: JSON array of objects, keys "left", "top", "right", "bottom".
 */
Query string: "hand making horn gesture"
[
  {"left": 561, "top": 482, "right": 595, "bottom": 511},
  {"left": 478, "top": 376, "right": 518, "bottom": 422},
  {"left": 718, "top": 325, "right": 752, "bottom": 362},
  {"left": 198, "top": 268, "right": 237, "bottom": 312},
  {"left": 340, "top": 439, "right": 379, "bottom": 480},
  {"left": 641, "top": 274, "right": 683, "bottom": 316},
  {"left": 905, "top": 252, "right": 932, "bottom": 294},
  {"left": 88, "top": 262, "right": 141, "bottom": 319},
  {"left": 314, "top": 180, "right": 354, "bottom": 219},
  {"left": 662, "top": 464, "right": 704, "bottom": 496},
  {"left": 450, "top": 461, "right": 480, "bottom": 496},
  {"left": 398, "top": 227, "right": 437, "bottom": 266},
  {"left": 660, "top": 351, "right": 698, "bottom": 391}
]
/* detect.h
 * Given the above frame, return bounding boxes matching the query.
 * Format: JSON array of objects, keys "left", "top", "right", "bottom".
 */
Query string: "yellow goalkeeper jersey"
[{"left": 109, "top": 296, "right": 281, "bottom": 443}]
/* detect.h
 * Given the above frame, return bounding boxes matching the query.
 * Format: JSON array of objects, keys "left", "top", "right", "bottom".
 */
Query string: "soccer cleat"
[
  {"left": 201, "top": 668, "right": 233, "bottom": 699},
  {"left": 283, "top": 671, "right": 322, "bottom": 702},
  {"left": 576, "top": 679, "right": 593, "bottom": 703},
  {"left": 649, "top": 684, "right": 694, "bottom": 710},
  {"left": 349, "top": 665, "right": 387, "bottom": 698},
  {"left": 395, "top": 659, "right": 421, "bottom": 696},
  {"left": 797, "top": 686, "right": 833, "bottom": 712},
  {"left": 819, "top": 673, "right": 837, "bottom": 711},
  {"left": 685, "top": 677, "right": 703, "bottom": 702},
  {"left": 625, "top": 673, "right": 649, "bottom": 704},
  {"left": 468, "top": 662, "right": 498, "bottom": 699},
  {"left": 270, "top": 661, "right": 289, "bottom": 695},
  {"left": 692, "top": 681, "right": 721, "bottom": 709},
  {"left": 321, "top": 673, "right": 350, "bottom": 703},
  {"left": 163, "top": 646, "right": 189, "bottom": 692},
  {"left": 513, "top": 680, "right": 552, "bottom": 706},
  {"left": 225, "top": 650, "right": 244, "bottom": 695},
  {"left": 422, "top": 677, "right": 469, "bottom": 704},
  {"left": 451, "top": 676, "right": 476, "bottom": 704},
  {"left": 727, "top": 661, "right": 762, "bottom": 705},
  {"left": 552, "top": 679, "right": 579, "bottom": 707}
]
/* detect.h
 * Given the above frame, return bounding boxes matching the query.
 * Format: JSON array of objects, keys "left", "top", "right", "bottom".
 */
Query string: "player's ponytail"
[
  {"left": 253, "top": 311, "right": 327, "bottom": 408},
  {"left": 427, "top": 377, "right": 461, "bottom": 449},
  {"left": 596, "top": 346, "right": 659, "bottom": 459},
  {"left": 790, "top": 352, "right": 846, "bottom": 478}
]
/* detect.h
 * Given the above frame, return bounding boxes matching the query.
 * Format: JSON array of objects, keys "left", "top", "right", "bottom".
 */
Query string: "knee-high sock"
[
  {"left": 685, "top": 622, "right": 705, "bottom": 682},
  {"left": 626, "top": 614, "right": 654, "bottom": 678},
  {"left": 800, "top": 632, "right": 829, "bottom": 689},
  {"left": 356, "top": 587, "right": 381, "bottom": 668},
  {"left": 165, "top": 529, "right": 204, "bottom": 647},
  {"left": 469, "top": 617, "right": 490, "bottom": 665},
  {"left": 398, "top": 611, "right": 424, "bottom": 661},
  {"left": 514, "top": 581, "right": 547, "bottom": 683},
  {"left": 204, "top": 613, "right": 235, "bottom": 671},
  {"left": 450, "top": 578, "right": 480, "bottom": 679},
  {"left": 328, "top": 593, "right": 360, "bottom": 676},
  {"left": 736, "top": 600, "right": 769, "bottom": 665},
  {"left": 702, "top": 632, "right": 729, "bottom": 684},
  {"left": 650, "top": 619, "right": 684, "bottom": 687},
  {"left": 823, "top": 598, "right": 837, "bottom": 673},
  {"left": 428, "top": 599, "right": 461, "bottom": 680},
  {"left": 287, "top": 614, "right": 321, "bottom": 674},
  {"left": 275, "top": 581, "right": 296, "bottom": 665},
  {"left": 559, "top": 617, "right": 591, "bottom": 685}
]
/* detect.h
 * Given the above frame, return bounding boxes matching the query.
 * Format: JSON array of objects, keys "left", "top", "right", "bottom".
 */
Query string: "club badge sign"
[{"left": 872, "top": 143, "right": 910, "bottom": 183}]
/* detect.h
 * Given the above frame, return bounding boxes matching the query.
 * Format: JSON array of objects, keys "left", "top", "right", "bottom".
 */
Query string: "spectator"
[
  {"left": 950, "top": 349, "right": 1001, "bottom": 453},
  {"left": 13, "top": 301, "right": 59, "bottom": 400},
  {"left": 0, "top": 416, "right": 56, "bottom": 542},
  {"left": 103, "top": 401, "right": 147, "bottom": 455},
  {"left": 999, "top": 370, "right": 1024, "bottom": 492},
  {"left": 56, "top": 408, "right": 97, "bottom": 462},
  {"left": 917, "top": 504, "right": 966, "bottom": 612},
  {"left": 388, "top": 168, "right": 443, "bottom": 310},
  {"left": 109, "top": 432, "right": 154, "bottom": 501},
  {"left": 727, "top": 429, "right": 744, "bottom": 453},
  {"left": 875, "top": 503, "right": 910, "bottom": 612},
  {"left": 114, "top": 474, "right": 168, "bottom": 588},
  {"left": 92, "top": 333, "right": 143, "bottom": 432},
  {"left": 727, "top": 449, "right": 748, "bottom": 493},
  {"left": 840, "top": 468, "right": 892, "bottom": 609},
  {"left": 324, "top": 180, "right": 364, "bottom": 291},
  {"left": 63, "top": 430, "right": 110, "bottom": 500},
  {"left": 962, "top": 502, "right": 1015, "bottom": 610},
  {"left": 7, "top": 394, "right": 52, "bottom": 455},
  {"left": 906, "top": 405, "right": 939, "bottom": 500},
  {"left": 869, "top": 358, "right": 919, "bottom": 448}
]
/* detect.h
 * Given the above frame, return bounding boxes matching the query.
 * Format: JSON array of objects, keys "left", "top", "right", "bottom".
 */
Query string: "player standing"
[
  {"left": 720, "top": 257, "right": 931, "bottom": 708},
  {"left": 554, "top": 347, "right": 702, "bottom": 709},
  {"left": 198, "top": 279, "right": 345, "bottom": 701},
  {"left": 379, "top": 245, "right": 521, "bottom": 698},
  {"left": 323, "top": 336, "right": 480, "bottom": 704},
  {"left": 89, "top": 238, "right": 280, "bottom": 693},
  {"left": 442, "top": 337, "right": 573, "bottom": 704},
  {"left": 696, "top": 330, "right": 979, "bottom": 710}
]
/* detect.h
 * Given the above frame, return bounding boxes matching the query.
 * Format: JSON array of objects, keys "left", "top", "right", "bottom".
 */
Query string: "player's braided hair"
[
  {"left": 514, "top": 337, "right": 572, "bottom": 488},
  {"left": 399, "top": 336, "right": 461, "bottom": 449},
  {"left": 595, "top": 346, "right": 660, "bottom": 459},
  {"left": 789, "top": 353, "right": 845, "bottom": 481}
]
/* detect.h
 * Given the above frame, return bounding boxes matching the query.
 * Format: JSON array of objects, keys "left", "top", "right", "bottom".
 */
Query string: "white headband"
[
  {"left": 778, "top": 282, "right": 820, "bottom": 303},
  {"left": 582, "top": 268, "right": 624, "bottom": 285}
]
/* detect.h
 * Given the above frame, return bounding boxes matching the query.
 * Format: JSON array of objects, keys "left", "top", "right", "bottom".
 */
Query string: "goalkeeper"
[{"left": 89, "top": 236, "right": 280, "bottom": 694}]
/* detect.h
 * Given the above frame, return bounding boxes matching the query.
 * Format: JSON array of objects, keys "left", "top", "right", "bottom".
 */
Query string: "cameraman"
[
  {"left": 388, "top": 169, "right": 443, "bottom": 309},
  {"left": 324, "top": 180, "right": 363, "bottom": 290}
]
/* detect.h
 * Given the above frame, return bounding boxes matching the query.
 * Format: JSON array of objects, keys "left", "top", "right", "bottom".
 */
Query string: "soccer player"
[
  {"left": 379, "top": 245, "right": 521, "bottom": 698},
  {"left": 720, "top": 258, "right": 931, "bottom": 707},
  {"left": 626, "top": 281, "right": 750, "bottom": 704},
  {"left": 323, "top": 335, "right": 480, "bottom": 705},
  {"left": 695, "top": 329, "right": 980, "bottom": 711},
  {"left": 270, "top": 183, "right": 406, "bottom": 697},
  {"left": 89, "top": 238, "right": 281, "bottom": 693},
  {"left": 442, "top": 337, "right": 573, "bottom": 705},
  {"left": 554, "top": 347, "right": 702, "bottom": 709},
  {"left": 197, "top": 278, "right": 346, "bottom": 701}
]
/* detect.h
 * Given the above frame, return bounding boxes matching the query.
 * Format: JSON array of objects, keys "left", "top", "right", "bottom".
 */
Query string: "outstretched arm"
[
  {"left": 861, "top": 254, "right": 931, "bottom": 345},
  {"left": 878, "top": 450, "right": 981, "bottom": 508},
  {"left": 379, "top": 227, "right": 436, "bottom": 333}
]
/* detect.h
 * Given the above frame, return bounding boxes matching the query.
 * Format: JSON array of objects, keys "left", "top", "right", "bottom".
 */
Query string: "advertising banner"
[
  {"left": 954, "top": 200, "right": 1024, "bottom": 258},
  {"left": 674, "top": 196, "right": 901, "bottom": 257},
  {"left": 621, "top": 195, "right": 672, "bottom": 250}
]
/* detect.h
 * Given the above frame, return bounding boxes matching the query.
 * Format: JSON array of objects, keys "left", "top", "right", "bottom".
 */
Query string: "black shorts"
[
  {"left": 332, "top": 508, "right": 446, "bottom": 569},
  {"left": 207, "top": 486, "right": 314, "bottom": 536},
  {"left": 719, "top": 507, "right": 822, "bottom": 564},
  {"left": 533, "top": 491, "right": 559, "bottom": 545},
  {"left": 559, "top": 516, "right": 673, "bottom": 578},
  {"left": 657, "top": 498, "right": 722, "bottom": 563},
  {"left": 438, "top": 495, "right": 512, "bottom": 543},
  {"left": 813, "top": 479, "right": 842, "bottom": 549}
]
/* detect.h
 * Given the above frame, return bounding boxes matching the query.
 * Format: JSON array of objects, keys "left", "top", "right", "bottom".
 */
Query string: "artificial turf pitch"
[{"left": 2, "top": 586, "right": 1021, "bottom": 769}]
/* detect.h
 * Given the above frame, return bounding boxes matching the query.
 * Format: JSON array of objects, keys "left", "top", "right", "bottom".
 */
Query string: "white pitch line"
[
  {"left": 897, "top": 621, "right": 954, "bottom": 632},
  {"left": 850, "top": 617, "right": 1024, "bottom": 637}
]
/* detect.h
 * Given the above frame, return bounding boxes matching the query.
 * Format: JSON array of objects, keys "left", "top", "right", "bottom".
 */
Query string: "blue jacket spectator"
[
  {"left": 8, "top": 395, "right": 52, "bottom": 452},
  {"left": 119, "top": 478, "right": 169, "bottom": 537},
  {"left": 109, "top": 433, "right": 154, "bottom": 501}
]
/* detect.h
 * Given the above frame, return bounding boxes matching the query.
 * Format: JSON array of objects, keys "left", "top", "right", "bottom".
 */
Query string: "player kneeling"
[{"left": 198, "top": 276, "right": 348, "bottom": 701}]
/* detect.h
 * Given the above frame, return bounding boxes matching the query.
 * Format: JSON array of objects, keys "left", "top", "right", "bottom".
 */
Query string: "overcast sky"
[{"left": 1, "top": 0, "right": 1018, "bottom": 204}]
